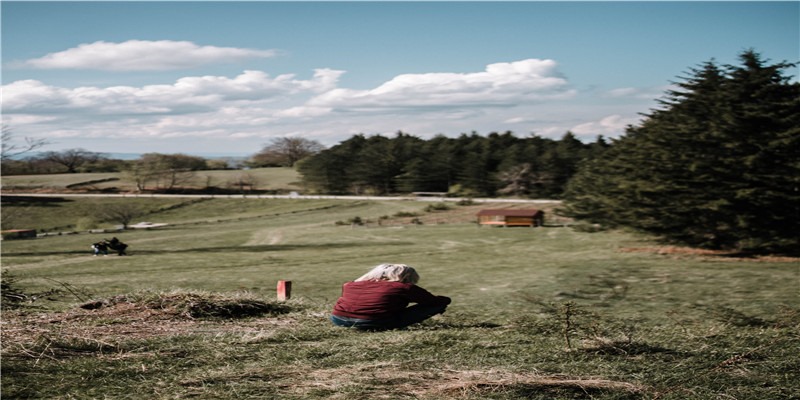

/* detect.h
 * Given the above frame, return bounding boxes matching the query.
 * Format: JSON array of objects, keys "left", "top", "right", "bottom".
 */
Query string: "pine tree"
[{"left": 562, "top": 50, "right": 799, "bottom": 254}]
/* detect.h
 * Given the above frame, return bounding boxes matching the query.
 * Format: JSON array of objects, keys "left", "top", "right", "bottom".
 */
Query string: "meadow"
[
  {"left": 1, "top": 195, "right": 798, "bottom": 399},
  {"left": 0, "top": 167, "right": 303, "bottom": 194}
]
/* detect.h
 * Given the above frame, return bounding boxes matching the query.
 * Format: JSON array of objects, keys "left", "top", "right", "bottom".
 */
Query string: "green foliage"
[
  {"left": 298, "top": 131, "right": 604, "bottom": 197},
  {"left": 562, "top": 50, "right": 800, "bottom": 254}
]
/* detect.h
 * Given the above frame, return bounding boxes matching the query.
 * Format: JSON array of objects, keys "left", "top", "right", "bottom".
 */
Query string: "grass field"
[
  {"left": 2, "top": 197, "right": 798, "bottom": 399},
  {"left": 1, "top": 167, "right": 302, "bottom": 193}
]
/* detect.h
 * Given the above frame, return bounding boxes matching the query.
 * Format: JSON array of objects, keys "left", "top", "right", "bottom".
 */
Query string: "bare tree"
[
  {"left": 1, "top": 203, "right": 32, "bottom": 230},
  {"left": 498, "top": 163, "right": 534, "bottom": 197},
  {"left": 40, "top": 148, "right": 106, "bottom": 173},
  {"left": 251, "top": 137, "right": 325, "bottom": 167},
  {"left": 126, "top": 153, "right": 206, "bottom": 191},
  {"left": 497, "top": 163, "right": 553, "bottom": 197},
  {"left": 227, "top": 172, "right": 259, "bottom": 193},
  {"left": 1, "top": 125, "right": 50, "bottom": 162},
  {"left": 99, "top": 203, "right": 144, "bottom": 229}
]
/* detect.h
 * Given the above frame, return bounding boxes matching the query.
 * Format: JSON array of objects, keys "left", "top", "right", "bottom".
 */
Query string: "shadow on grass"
[
  {"left": 583, "top": 340, "right": 686, "bottom": 357},
  {"left": 1, "top": 250, "right": 92, "bottom": 256},
  {"left": 484, "top": 383, "right": 643, "bottom": 400},
  {"left": 3, "top": 242, "right": 413, "bottom": 257},
  {"left": 1, "top": 196, "right": 72, "bottom": 206},
  {"left": 412, "top": 321, "right": 504, "bottom": 330}
]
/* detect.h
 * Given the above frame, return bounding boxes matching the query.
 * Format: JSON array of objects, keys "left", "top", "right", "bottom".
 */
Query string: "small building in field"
[{"left": 476, "top": 209, "right": 544, "bottom": 227}]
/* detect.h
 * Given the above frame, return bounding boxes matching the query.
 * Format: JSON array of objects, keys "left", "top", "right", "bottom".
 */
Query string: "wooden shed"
[{"left": 476, "top": 209, "right": 544, "bottom": 227}]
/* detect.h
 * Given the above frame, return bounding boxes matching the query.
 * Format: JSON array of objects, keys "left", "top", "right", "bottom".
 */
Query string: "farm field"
[
  {"left": 1, "top": 167, "right": 303, "bottom": 193},
  {"left": 1, "top": 197, "right": 798, "bottom": 399}
]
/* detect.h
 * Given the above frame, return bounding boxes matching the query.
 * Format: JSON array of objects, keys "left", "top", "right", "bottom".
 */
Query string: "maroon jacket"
[{"left": 332, "top": 280, "right": 451, "bottom": 320}]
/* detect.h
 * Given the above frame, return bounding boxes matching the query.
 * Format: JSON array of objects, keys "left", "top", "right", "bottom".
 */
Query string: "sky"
[{"left": 2, "top": 1, "right": 798, "bottom": 157}]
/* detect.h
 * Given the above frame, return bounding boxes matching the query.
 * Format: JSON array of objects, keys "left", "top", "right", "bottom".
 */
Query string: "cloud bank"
[
  {"left": 309, "top": 59, "right": 575, "bottom": 109},
  {"left": 19, "top": 40, "right": 278, "bottom": 71},
  {"left": 3, "top": 54, "right": 649, "bottom": 152},
  {"left": 3, "top": 69, "right": 343, "bottom": 114}
]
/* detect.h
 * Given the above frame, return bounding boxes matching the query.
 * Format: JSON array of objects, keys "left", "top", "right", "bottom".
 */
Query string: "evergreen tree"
[
  {"left": 397, "top": 135, "right": 453, "bottom": 192},
  {"left": 298, "top": 130, "right": 603, "bottom": 198},
  {"left": 297, "top": 135, "right": 367, "bottom": 193},
  {"left": 457, "top": 134, "right": 498, "bottom": 196},
  {"left": 562, "top": 50, "right": 799, "bottom": 254}
]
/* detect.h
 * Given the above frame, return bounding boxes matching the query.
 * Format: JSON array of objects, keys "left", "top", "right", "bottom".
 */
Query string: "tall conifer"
[{"left": 562, "top": 50, "right": 799, "bottom": 254}]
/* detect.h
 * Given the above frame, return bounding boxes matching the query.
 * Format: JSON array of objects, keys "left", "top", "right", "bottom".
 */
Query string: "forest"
[{"left": 297, "top": 130, "right": 607, "bottom": 198}]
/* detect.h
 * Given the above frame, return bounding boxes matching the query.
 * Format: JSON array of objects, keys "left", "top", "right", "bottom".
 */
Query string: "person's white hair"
[{"left": 355, "top": 263, "right": 420, "bottom": 284}]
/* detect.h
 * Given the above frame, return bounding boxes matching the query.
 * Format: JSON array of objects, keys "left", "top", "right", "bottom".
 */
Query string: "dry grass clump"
[
  {"left": 79, "top": 290, "right": 292, "bottom": 319},
  {"left": 1, "top": 290, "right": 297, "bottom": 361}
]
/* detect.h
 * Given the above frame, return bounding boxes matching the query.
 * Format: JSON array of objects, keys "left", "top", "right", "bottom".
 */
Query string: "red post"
[{"left": 277, "top": 280, "right": 292, "bottom": 301}]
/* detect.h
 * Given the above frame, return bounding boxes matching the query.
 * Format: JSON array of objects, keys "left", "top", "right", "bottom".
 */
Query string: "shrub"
[
  {"left": 425, "top": 203, "right": 451, "bottom": 212},
  {"left": 335, "top": 216, "right": 364, "bottom": 226}
]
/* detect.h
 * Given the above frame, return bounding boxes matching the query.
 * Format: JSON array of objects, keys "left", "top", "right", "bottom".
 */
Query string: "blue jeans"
[{"left": 330, "top": 304, "right": 448, "bottom": 330}]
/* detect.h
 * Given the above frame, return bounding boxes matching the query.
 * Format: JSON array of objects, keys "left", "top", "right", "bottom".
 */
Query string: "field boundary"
[{"left": 2, "top": 192, "right": 561, "bottom": 204}]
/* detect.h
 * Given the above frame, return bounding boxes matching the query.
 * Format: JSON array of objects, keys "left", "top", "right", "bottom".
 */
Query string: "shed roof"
[{"left": 476, "top": 209, "right": 543, "bottom": 217}]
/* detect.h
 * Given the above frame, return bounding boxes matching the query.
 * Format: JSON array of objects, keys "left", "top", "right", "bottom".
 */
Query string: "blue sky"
[{"left": 2, "top": 1, "right": 798, "bottom": 156}]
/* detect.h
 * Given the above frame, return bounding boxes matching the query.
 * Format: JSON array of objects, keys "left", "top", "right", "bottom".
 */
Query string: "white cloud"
[
  {"left": 606, "top": 87, "right": 639, "bottom": 97},
  {"left": 571, "top": 114, "right": 639, "bottom": 137},
  {"left": 309, "top": 59, "right": 575, "bottom": 109},
  {"left": 274, "top": 106, "right": 333, "bottom": 119},
  {"left": 504, "top": 116, "right": 537, "bottom": 124},
  {"left": 2, "top": 69, "right": 344, "bottom": 115},
  {"left": 605, "top": 85, "right": 673, "bottom": 100},
  {"left": 20, "top": 40, "right": 279, "bottom": 71},
  {"left": 2, "top": 60, "right": 577, "bottom": 144}
]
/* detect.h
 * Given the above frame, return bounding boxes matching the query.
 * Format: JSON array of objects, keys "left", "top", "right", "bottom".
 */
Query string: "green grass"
[
  {"left": 2, "top": 198, "right": 798, "bottom": 399},
  {"left": 1, "top": 167, "right": 302, "bottom": 193}
]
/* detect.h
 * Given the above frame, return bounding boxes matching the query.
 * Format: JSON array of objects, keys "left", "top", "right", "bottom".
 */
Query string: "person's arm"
[{"left": 406, "top": 285, "right": 451, "bottom": 306}]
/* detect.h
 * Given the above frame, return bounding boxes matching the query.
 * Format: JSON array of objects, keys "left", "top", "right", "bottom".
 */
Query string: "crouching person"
[
  {"left": 107, "top": 237, "right": 128, "bottom": 256},
  {"left": 331, "top": 264, "right": 451, "bottom": 330},
  {"left": 92, "top": 241, "right": 108, "bottom": 256}
]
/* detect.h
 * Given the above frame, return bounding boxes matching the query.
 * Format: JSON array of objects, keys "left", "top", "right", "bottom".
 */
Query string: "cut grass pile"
[{"left": 1, "top": 197, "right": 798, "bottom": 399}]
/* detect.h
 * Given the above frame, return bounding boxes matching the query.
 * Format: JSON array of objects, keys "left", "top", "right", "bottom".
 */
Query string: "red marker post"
[{"left": 277, "top": 280, "right": 292, "bottom": 301}]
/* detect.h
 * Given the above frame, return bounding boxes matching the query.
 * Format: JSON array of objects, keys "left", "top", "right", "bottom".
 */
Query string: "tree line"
[
  {"left": 2, "top": 129, "right": 607, "bottom": 199},
  {"left": 297, "top": 131, "right": 608, "bottom": 197},
  {"left": 0, "top": 146, "right": 236, "bottom": 176}
]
